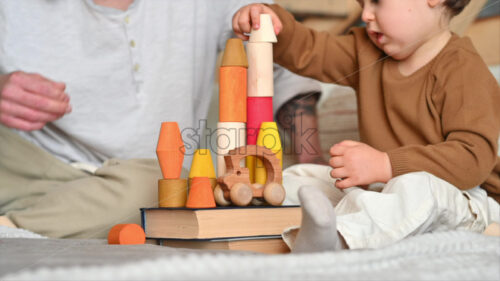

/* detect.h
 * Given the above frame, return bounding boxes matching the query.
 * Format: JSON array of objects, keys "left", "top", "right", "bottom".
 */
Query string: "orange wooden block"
[
  {"left": 186, "top": 177, "right": 216, "bottom": 208},
  {"left": 156, "top": 122, "right": 185, "bottom": 179},
  {"left": 219, "top": 66, "right": 247, "bottom": 122},
  {"left": 108, "top": 224, "right": 146, "bottom": 245}
]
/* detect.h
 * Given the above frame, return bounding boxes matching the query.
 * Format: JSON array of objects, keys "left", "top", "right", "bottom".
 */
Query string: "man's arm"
[{"left": 277, "top": 92, "right": 327, "bottom": 165}]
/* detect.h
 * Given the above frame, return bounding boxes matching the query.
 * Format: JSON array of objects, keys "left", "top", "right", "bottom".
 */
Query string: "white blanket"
[{"left": 1, "top": 226, "right": 499, "bottom": 280}]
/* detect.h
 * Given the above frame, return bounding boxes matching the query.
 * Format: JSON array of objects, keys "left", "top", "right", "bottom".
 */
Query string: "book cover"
[
  {"left": 150, "top": 235, "right": 290, "bottom": 254},
  {"left": 141, "top": 205, "right": 301, "bottom": 239}
]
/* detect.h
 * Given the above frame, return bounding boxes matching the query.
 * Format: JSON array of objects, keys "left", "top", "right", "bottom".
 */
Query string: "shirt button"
[
  {"left": 124, "top": 16, "right": 130, "bottom": 24},
  {"left": 134, "top": 64, "right": 140, "bottom": 72},
  {"left": 130, "top": 40, "right": 136, "bottom": 48}
]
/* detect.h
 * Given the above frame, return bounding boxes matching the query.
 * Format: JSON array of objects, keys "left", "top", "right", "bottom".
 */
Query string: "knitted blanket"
[{"left": 1, "top": 226, "right": 498, "bottom": 280}]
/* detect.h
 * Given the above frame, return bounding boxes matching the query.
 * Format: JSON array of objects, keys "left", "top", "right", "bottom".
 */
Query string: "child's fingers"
[
  {"left": 237, "top": 7, "right": 253, "bottom": 34},
  {"left": 329, "top": 143, "right": 347, "bottom": 156},
  {"left": 335, "top": 178, "right": 354, "bottom": 189},
  {"left": 249, "top": 5, "right": 263, "bottom": 29},
  {"left": 330, "top": 167, "right": 348, "bottom": 180},
  {"left": 232, "top": 10, "right": 244, "bottom": 38},
  {"left": 337, "top": 140, "right": 360, "bottom": 147},
  {"left": 329, "top": 156, "right": 343, "bottom": 168}
]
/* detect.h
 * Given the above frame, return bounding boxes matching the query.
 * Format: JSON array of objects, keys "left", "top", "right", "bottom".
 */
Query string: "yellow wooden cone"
[
  {"left": 189, "top": 149, "right": 216, "bottom": 179},
  {"left": 255, "top": 122, "right": 282, "bottom": 185},
  {"left": 246, "top": 155, "right": 256, "bottom": 183}
]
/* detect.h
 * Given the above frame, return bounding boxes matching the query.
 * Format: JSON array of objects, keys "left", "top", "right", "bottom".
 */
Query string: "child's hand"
[
  {"left": 232, "top": 3, "right": 282, "bottom": 41},
  {"left": 329, "top": 140, "right": 392, "bottom": 189}
]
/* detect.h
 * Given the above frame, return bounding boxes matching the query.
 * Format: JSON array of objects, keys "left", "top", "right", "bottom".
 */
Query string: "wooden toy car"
[{"left": 214, "top": 145, "right": 285, "bottom": 206}]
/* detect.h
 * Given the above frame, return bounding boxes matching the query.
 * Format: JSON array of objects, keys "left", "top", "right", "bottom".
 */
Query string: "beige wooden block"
[
  {"left": 216, "top": 122, "right": 246, "bottom": 177},
  {"left": 250, "top": 14, "right": 277, "bottom": 43},
  {"left": 247, "top": 42, "right": 274, "bottom": 97}
]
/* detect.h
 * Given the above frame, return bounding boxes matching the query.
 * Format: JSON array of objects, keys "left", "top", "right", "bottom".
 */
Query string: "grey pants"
[{"left": 0, "top": 125, "right": 172, "bottom": 238}]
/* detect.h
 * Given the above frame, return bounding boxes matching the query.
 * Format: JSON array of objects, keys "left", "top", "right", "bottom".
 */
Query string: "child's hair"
[{"left": 444, "top": 0, "right": 471, "bottom": 16}]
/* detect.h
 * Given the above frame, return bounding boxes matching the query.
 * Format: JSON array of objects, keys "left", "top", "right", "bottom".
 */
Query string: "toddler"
[{"left": 233, "top": 0, "right": 500, "bottom": 252}]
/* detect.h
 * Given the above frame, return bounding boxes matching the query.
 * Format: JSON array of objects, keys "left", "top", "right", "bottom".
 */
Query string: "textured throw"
[{"left": 1, "top": 228, "right": 498, "bottom": 280}]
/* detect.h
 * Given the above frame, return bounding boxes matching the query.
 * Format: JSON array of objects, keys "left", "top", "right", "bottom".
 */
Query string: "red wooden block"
[{"left": 246, "top": 97, "right": 273, "bottom": 145}]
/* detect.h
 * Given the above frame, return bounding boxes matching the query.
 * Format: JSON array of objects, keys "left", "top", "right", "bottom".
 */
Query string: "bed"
[{"left": 1, "top": 226, "right": 498, "bottom": 280}]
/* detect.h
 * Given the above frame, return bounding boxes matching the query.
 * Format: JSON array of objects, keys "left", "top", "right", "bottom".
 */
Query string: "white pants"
[{"left": 283, "top": 164, "right": 500, "bottom": 249}]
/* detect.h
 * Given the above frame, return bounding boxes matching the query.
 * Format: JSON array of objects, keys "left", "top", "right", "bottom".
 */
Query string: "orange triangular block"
[
  {"left": 186, "top": 177, "right": 216, "bottom": 208},
  {"left": 189, "top": 149, "right": 216, "bottom": 178},
  {"left": 255, "top": 122, "right": 282, "bottom": 184},
  {"left": 221, "top": 38, "right": 248, "bottom": 67},
  {"left": 156, "top": 122, "right": 185, "bottom": 179},
  {"left": 107, "top": 224, "right": 146, "bottom": 245}
]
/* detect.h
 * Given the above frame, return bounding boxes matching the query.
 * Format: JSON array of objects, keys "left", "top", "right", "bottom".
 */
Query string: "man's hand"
[
  {"left": 329, "top": 140, "right": 392, "bottom": 189},
  {"left": 232, "top": 3, "right": 282, "bottom": 41},
  {"left": 0, "top": 71, "right": 71, "bottom": 131}
]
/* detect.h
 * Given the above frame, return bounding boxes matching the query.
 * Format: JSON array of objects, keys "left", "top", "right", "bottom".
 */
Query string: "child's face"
[{"left": 357, "top": 0, "right": 444, "bottom": 60}]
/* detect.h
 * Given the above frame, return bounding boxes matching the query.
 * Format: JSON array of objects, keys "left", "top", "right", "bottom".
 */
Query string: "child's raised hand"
[
  {"left": 232, "top": 3, "right": 282, "bottom": 41},
  {"left": 329, "top": 140, "right": 392, "bottom": 189}
]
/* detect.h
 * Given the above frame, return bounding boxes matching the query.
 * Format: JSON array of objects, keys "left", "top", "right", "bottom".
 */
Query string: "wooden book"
[
  {"left": 141, "top": 206, "right": 301, "bottom": 239},
  {"left": 150, "top": 236, "right": 290, "bottom": 254}
]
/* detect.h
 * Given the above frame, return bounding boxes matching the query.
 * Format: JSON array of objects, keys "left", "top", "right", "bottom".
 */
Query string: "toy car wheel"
[
  {"left": 214, "top": 184, "right": 231, "bottom": 206},
  {"left": 230, "top": 182, "right": 253, "bottom": 206},
  {"left": 263, "top": 182, "right": 285, "bottom": 206}
]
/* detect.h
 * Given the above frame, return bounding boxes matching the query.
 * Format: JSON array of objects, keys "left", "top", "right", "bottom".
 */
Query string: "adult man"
[{"left": 0, "top": 0, "right": 324, "bottom": 238}]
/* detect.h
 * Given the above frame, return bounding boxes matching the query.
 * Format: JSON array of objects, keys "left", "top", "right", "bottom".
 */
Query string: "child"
[{"left": 233, "top": 0, "right": 500, "bottom": 252}]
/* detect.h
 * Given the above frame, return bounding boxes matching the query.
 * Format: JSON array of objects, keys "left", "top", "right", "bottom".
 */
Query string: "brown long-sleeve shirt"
[{"left": 269, "top": 4, "right": 500, "bottom": 201}]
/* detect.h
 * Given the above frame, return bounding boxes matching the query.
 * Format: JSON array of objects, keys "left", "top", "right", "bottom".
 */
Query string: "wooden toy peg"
[
  {"left": 249, "top": 14, "right": 277, "bottom": 43},
  {"left": 108, "top": 224, "right": 146, "bottom": 245},
  {"left": 156, "top": 122, "right": 185, "bottom": 179}
]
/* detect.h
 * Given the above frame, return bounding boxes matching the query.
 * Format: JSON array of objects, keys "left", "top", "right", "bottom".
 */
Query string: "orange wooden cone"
[
  {"left": 186, "top": 177, "right": 216, "bottom": 208},
  {"left": 107, "top": 224, "right": 146, "bottom": 245},
  {"left": 219, "top": 66, "right": 247, "bottom": 122},
  {"left": 156, "top": 122, "right": 185, "bottom": 179}
]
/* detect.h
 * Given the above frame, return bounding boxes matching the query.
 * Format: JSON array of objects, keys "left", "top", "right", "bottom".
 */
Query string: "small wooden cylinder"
[
  {"left": 247, "top": 42, "right": 273, "bottom": 97},
  {"left": 219, "top": 66, "right": 247, "bottom": 122},
  {"left": 216, "top": 122, "right": 246, "bottom": 177},
  {"left": 158, "top": 178, "right": 188, "bottom": 208},
  {"left": 108, "top": 224, "right": 146, "bottom": 245},
  {"left": 246, "top": 97, "right": 273, "bottom": 145}
]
